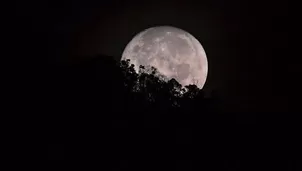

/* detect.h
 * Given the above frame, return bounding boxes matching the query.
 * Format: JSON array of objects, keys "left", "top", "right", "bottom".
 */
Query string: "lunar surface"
[{"left": 121, "top": 26, "right": 208, "bottom": 88}]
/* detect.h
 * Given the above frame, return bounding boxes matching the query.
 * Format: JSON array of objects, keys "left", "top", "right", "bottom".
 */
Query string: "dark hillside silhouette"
[{"left": 46, "top": 55, "right": 299, "bottom": 170}]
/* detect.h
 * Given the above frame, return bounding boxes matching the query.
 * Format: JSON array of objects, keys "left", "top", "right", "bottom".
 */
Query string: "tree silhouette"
[
  {"left": 46, "top": 55, "right": 296, "bottom": 171},
  {"left": 109, "top": 58, "right": 225, "bottom": 130},
  {"left": 46, "top": 55, "right": 226, "bottom": 167},
  {"left": 117, "top": 59, "right": 210, "bottom": 111}
]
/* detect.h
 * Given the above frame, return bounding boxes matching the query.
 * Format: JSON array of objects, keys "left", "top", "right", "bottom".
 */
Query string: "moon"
[{"left": 121, "top": 26, "right": 208, "bottom": 89}]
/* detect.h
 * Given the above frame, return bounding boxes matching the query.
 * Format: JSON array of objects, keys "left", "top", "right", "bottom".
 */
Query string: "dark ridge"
[{"left": 45, "top": 54, "right": 299, "bottom": 170}]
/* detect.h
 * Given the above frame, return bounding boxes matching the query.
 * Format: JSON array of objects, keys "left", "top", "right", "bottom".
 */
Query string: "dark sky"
[{"left": 16, "top": 0, "right": 288, "bottom": 113}]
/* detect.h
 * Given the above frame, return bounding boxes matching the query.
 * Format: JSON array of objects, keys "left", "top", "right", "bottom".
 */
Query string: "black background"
[{"left": 15, "top": 0, "right": 289, "bottom": 113}]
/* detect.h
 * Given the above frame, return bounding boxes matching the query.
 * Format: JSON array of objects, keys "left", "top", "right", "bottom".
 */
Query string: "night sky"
[{"left": 16, "top": 0, "right": 288, "bottom": 114}]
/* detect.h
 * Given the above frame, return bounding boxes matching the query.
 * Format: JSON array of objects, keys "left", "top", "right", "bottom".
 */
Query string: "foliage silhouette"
[
  {"left": 118, "top": 59, "right": 206, "bottom": 108},
  {"left": 46, "top": 55, "right": 226, "bottom": 166},
  {"left": 118, "top": 59, "right": 223, "bottom": 114},
  {"left": 46, "top": 55, "right": 298, "bottom": 171}
]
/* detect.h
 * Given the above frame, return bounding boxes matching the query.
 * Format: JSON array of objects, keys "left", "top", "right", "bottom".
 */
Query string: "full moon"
[{"left": 121, "top": 26, "right": 208, "bottom": 89}]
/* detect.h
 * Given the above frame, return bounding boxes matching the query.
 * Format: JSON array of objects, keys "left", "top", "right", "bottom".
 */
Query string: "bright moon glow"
[{"left": 121, "top": 26, "right": 208, "bottom": 89}]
